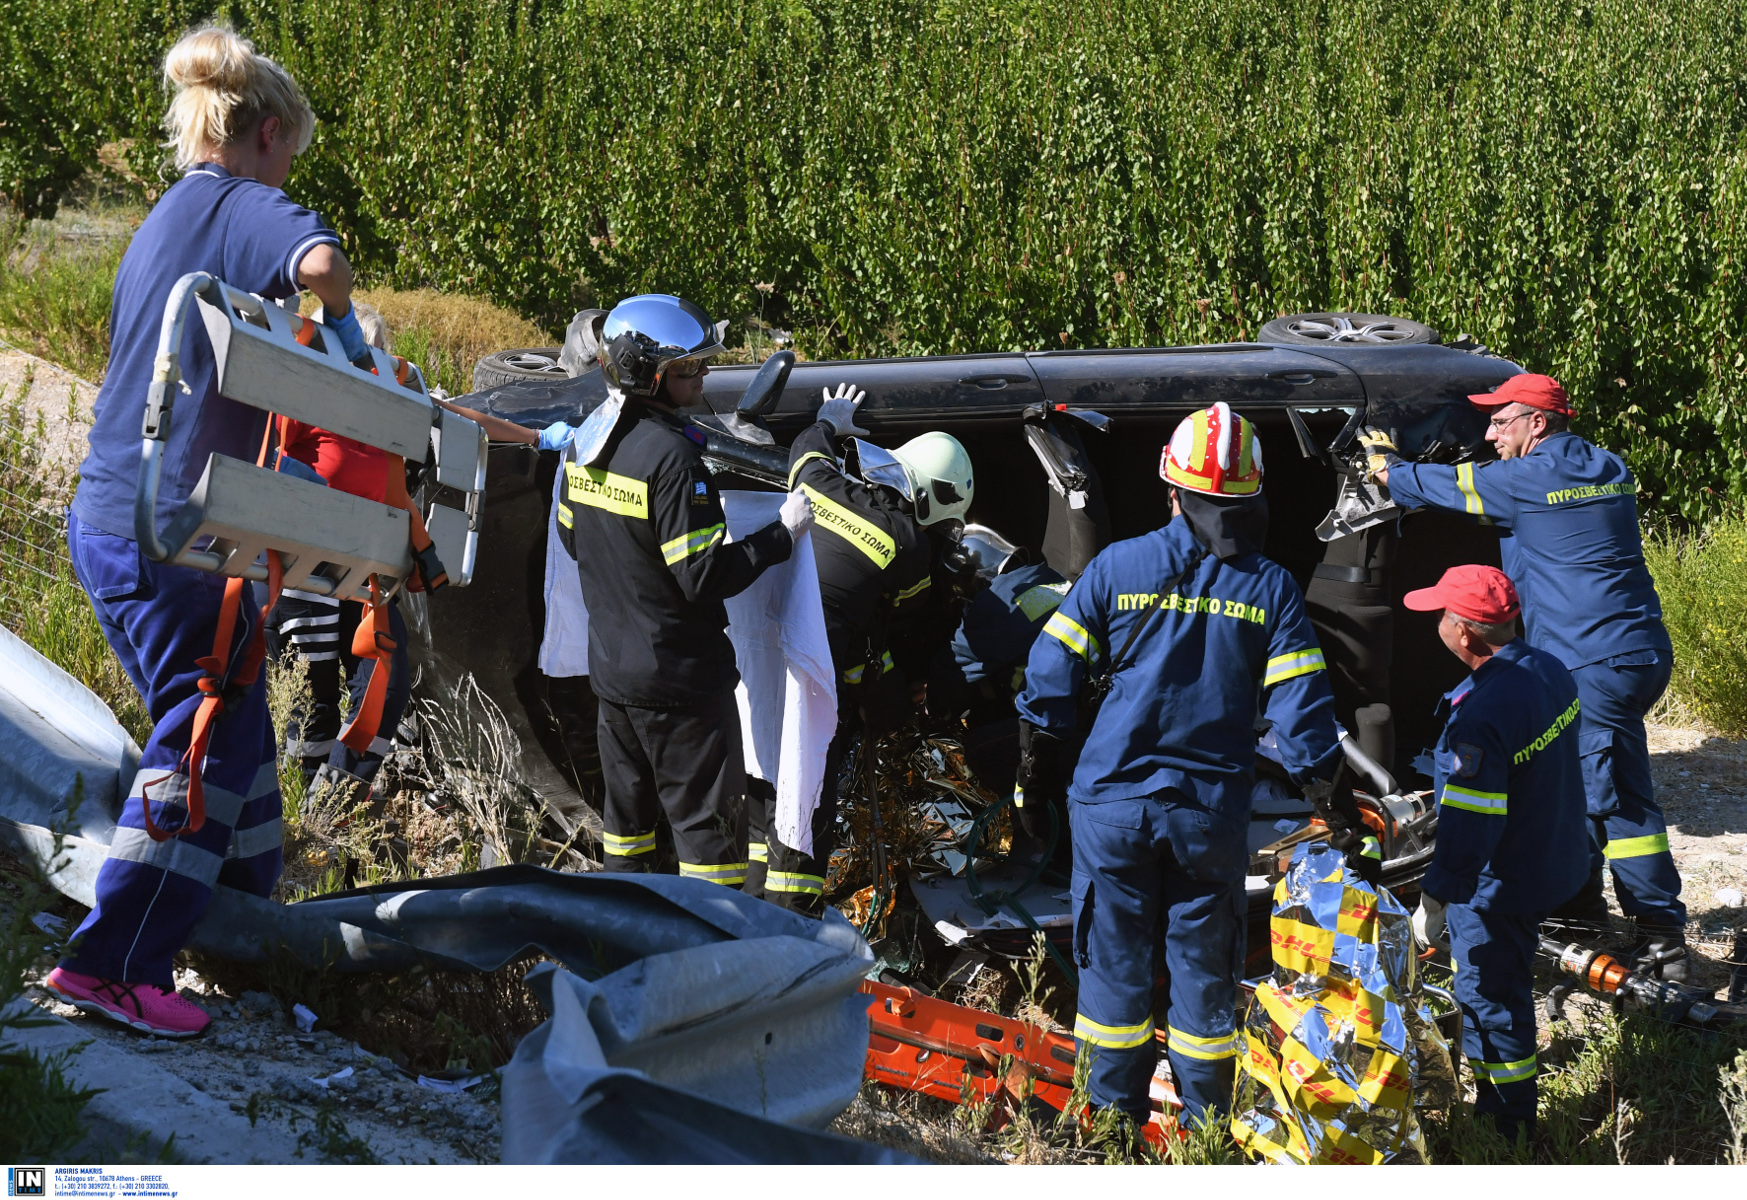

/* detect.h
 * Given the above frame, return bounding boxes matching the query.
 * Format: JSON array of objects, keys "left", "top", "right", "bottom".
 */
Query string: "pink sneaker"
[{"left": 45, "top": 967, "right": 210, "bottom": 1038}]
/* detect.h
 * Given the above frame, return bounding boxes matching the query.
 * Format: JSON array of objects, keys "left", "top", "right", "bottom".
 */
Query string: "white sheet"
[
  {"left": 721, "top": 492, "right": 837, "bottom": 857},
  {"left": 539, "top": 467, "right": 591, "bottom": 678}
]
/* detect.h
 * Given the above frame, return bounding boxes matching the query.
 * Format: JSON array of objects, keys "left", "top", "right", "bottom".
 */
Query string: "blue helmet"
[{"left": 599, "top": 293, "right": 725, "bottom": 398}]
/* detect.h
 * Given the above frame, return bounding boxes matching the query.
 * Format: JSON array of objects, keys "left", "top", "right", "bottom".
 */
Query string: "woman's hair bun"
[
  {"left": 163, "top": 27, "right": 255, "bottom": 92},
  {"left": 161, "top": 25, "right": 314, "bottom": 171}
]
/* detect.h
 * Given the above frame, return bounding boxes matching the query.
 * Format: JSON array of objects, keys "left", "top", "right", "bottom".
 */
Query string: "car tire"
[
  {"left": 1259, "top": 312, "right": 1439, "bottom": 346},
  {"left": 472, "top": 347, "right": 566, "bottom": 391}
]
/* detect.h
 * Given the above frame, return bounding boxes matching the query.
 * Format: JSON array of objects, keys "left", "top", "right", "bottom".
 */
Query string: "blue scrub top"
[
  {"left": 72, "top": 165, "right": 339, "bottom": 541},
  {"left": 1386, "top": 432, "right": 1670, "bottom": 672}
]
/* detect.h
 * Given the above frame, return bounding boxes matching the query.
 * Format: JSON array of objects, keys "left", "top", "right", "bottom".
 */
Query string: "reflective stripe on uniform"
[
  {"left": 1263, "top": 648, "right": 1326, "bottom": 687},
  {"left": 749, "top": 841, "right": 768, "bottom": 863},
  {"left": 843, "top": 650, "right": 895, "bottom": 686},
  {"left": 566, "top": 462, "right": 649, "bottom": 519},
  {"left": 1604, "top": 832, "right": 1670, "bottom": 860},
  {"left": 1166, "top": 1025, "right": 1241, "bottom": 1061},
  {"left": 661, "top": 523, "right": 725, "bottom": 566},
  {"left": 602, "top": 829, "right": 657, "bottom": 857},
  {"left": 286, "top": 737, "right": 337, "bottom": 760},
  {"left": 1043, "top": 611, "right": 1100, "bottom": 662},
  {"left": 126, "top": 762, "right": 277, "bottom": 829},
  {"left": 106, "top": 826, "right": 224, "bottom": 889},
  {"left": 1073, "top": 1013, "right": 1154, "bottom": 1050},
  {"left": 1472, "top": 1054, "right": 1536, "bottom": 1084},
  {"left": 278, "top": 614, "right": 339, "bottom": 632},
  {"left": 557, "top": 499, "right": 574, "bottom": 529},
  {"left": 679, "top": 861, "right": 749, "bottom": 886},
  {"left": 1014, "top": 582, "right": 1067, "bottom": 621},
  {"left": 1441, "top": 783, "right": 1508, "bottom": 816},
  {"left": 228, "top": 817, "right": 284, "bottom": 860},
  {"left": 800, "top": 484, "right": 897, "bottom": 568},
  {"left": 893, "top": 576, "right": 931, "bottom": 604},
  {"left": 766, "top": 870, "right": 825, "bottom": 896},
  {"left": 787, "top": 451, "right": 834, "bottom": 490},
  {"left": 1456, "top": 462, "right": 1485, "bottom": 517}
]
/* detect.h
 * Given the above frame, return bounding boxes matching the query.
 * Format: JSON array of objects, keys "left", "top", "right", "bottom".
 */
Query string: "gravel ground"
[
  {"left": 1646, "top": 720, "right": 1747, "bottom": 988},
  {"left": 18, "top": 955, "right": 500, "bottom": 1164}
]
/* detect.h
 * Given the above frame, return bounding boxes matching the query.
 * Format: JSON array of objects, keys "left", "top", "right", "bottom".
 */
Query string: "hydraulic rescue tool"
[
  {"left": 136, "top": 273, "right": 486, "bottom": 600},
  {"left": 1540, "top": 935, "right": 1747, "bottom": 1029}
]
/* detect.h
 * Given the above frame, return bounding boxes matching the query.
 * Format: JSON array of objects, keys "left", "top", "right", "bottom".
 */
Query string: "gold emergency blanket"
[{"left": 1231, "top": 842, "right": 1452, "bottom": 1164}]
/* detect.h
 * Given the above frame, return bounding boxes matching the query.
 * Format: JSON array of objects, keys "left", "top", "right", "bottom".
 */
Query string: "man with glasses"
[{"left": 1372, "top": 373, "right": 1686, "bottom": 979}]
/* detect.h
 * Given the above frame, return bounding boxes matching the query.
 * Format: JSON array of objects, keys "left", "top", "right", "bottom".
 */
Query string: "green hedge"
[{"left": 7, "top": 0, "right": 1747, "bottom": 519}]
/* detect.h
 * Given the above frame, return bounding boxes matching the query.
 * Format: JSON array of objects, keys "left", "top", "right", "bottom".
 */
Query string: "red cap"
[
  {"left": 1403, "top": 564, "right": 1521, "bottom": 625},
  {"left": 1468, "top": 372, "right": 1572, "bottom": 417}
]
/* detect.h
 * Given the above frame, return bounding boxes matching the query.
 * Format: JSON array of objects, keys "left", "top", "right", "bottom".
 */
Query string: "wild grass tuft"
[
  {"left": 343, "top": 288, "right": 552, "bottom": 397},
  {"left": 0, "top": 200, "right": 136, "bottom": 381},
  {"left": 0, "top": 388, "right": 149, "bottom": 743},
  {"left": 0, "top": 788, "right": 101, "bottom": 1161},
  {"left": 1645, "top": 515, "right": 1747, "bottom": 736}
]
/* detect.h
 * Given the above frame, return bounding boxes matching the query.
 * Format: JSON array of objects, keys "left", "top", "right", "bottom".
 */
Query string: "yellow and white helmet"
[
  {"left": 1161, "top": 401, "right": 1264, "bottom": 496},
  {"left": 890, "top": 431, "right": 975, "bottom": 525}
]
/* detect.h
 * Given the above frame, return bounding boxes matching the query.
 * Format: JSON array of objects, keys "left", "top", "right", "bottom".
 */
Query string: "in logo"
[{"left": 9, "top": 1168, "right": 44, "bottom": 1197}]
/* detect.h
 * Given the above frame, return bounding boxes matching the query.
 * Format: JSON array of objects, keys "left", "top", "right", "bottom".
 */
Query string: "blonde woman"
[{"left": 52, "top": 27, "right": 361, "bottom": 1037}]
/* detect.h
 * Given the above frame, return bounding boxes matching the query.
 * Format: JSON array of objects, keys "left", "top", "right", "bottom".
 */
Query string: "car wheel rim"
[
  {"left": 1286, "top": 316, "right": 1418, "bottom": 343},
  {"left": 503, "top": 352, "right": 565, "bottom": 373}
]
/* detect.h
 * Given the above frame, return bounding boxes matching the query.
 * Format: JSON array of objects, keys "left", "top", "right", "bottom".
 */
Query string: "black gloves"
[
  {"left": 1309, "top": 779, "right": 1384, "bottom": 886},
  {"left": 1015, "top": 720, "right": 1072, "bottom": 837}
]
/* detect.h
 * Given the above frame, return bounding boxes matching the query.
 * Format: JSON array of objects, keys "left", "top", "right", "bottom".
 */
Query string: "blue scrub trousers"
[
  {"left": 1069, "top": 790, "right": 1246, "bottom": 1127},
  {"left": 1447, "top": 903, "right": 1541, "bottom": 1141},
  {"left": 1572, "top": 653, "right": 1685, "bottom": 929},
  {"left": 60, "top": 515, "right": 283, "bottom": 987}
]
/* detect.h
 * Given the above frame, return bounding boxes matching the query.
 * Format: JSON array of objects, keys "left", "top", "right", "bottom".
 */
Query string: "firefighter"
[
  {"left": 1404, "top": 565, "right": 1589, "bottom": 1143},
  {"left": 1373, "top": 373, "right": 1687, "bottom": 978},
  {"left": 754, "top": 386, "right": 974, "bottom": 913},
  {"left": 928, "top": 527, "right": 1069, "bottom": 834},
  {"left": 557, "top": 294, "right": 813, "bottom": 887},
  {"left": 47, "top": 27, "right": 355, "bottom": 1037},
  {"left": 1016, "top": 402, "right": 1365, "bottom": 1131}
]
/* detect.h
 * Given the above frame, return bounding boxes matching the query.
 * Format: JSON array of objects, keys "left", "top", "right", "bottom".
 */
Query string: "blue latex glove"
[
  {"left": 324, "top": 304, "right": 369, "bottom": 364},
  {"left": 537, "top": 421, "right": 578, "bottom": 451},
  {"left": 275, "top": 453, "right": 328, "bottom": 486}
]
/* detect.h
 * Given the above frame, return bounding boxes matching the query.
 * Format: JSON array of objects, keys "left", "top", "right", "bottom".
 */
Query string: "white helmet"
[{"left": 891, "top": 431, "right": 975, "bottom": 525}]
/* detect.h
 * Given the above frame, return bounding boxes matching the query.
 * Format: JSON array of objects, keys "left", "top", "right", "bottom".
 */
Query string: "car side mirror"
[{"left": 738, "top": 350, "right": 795, "bottom": 420}]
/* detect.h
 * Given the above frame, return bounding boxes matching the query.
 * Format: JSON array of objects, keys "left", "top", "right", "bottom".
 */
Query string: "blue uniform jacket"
[
  {"left": 1423, "top": 639, "right": 1589, "bottom": 914},
  {"left": 1016, "top": 517, "right": 1342, "bottom": 813},
  {"left": 951, "top": 563, "right": 1069, "bottom": 695},
  {"left": 1385, "top": 433, "right": 1670, "bottom": 671}
]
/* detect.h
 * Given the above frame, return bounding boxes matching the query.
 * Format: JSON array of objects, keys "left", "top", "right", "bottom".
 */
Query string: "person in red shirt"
[{"left": 266, "top": 305, "right": 409, "bottom": 799}]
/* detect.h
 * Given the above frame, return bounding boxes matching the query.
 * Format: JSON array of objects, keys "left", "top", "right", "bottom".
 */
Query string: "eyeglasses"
[
  {"left": 665, "top": 358, "right": 708, "bottom": 379},
  {"left": 1488, "top": 410, "right": 1535, "bottom": 431}
]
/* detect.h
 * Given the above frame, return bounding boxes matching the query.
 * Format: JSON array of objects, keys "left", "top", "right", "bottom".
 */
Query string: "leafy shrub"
[
  {"left": 1645, "top": 514, "right": 1747, "bottom": 735},
  {"left": 7, "top": 0, "right": 1747, "bottom": 520}
]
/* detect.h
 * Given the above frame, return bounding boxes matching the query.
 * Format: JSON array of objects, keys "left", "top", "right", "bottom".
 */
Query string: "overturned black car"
[{"left": 413, "top": 311, "right": 1515, "bottom": 953}]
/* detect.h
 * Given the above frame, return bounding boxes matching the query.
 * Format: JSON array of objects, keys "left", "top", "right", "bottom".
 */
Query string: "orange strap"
[
  {"left": 338, "top": 574, "right": 397, "bottom": 755},
  {"left": 142, "top": 419, "right": 285, "bottom": 842}
]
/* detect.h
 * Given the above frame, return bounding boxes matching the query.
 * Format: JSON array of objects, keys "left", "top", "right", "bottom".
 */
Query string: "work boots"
[{"left": 1548, "top": 867, "right": 1612, "bottom": 931}]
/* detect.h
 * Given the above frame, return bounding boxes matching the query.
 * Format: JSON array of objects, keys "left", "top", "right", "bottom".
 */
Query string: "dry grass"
[{"left": 304, "top": 287, "right": 553, "bottom": 396}]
